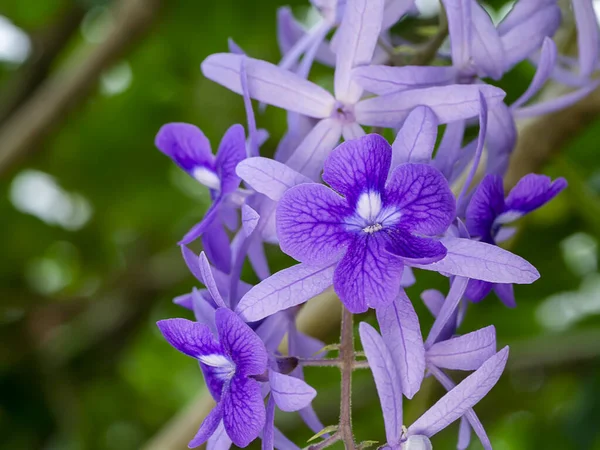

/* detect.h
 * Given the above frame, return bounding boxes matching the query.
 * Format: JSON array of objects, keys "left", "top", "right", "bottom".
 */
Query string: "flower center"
[
  {"left": 198, "top": 354, "right": 236, "bottom": 380},
  {"left": 332, "top": 101, "right": 355, "bottom": 123},
  {"left": 345, "top": 191, "right": 401, "bottom": 234}
]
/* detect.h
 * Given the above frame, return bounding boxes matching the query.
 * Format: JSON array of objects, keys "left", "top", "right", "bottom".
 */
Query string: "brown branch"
[
  {"left": 338, "top": 306, "right": 356, "bottom": 449},
  {"left": 0, "top": 0, "right": 162, "bottom": 175}
]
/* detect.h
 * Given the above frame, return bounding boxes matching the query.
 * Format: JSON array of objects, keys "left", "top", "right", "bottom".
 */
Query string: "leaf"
[{"left": 307, "top": 425, "right": 339, "bottom": 443}]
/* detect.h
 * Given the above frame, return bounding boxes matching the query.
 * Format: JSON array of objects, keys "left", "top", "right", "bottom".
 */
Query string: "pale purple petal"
[
  {"left": 401, "top": 266, "right": 416, "bottom": 287},
  {"left": 359, "top": 322, "right": 403, "bottom": 446},
  {"left": 504, "top": 174, "right": 567, "bottom": 214},
  {"left": 421, "top": 287, "right": 459, "bottom": 343},
  {"left": 433, "top": 120, "right": 466, "bottom": 179},
  {"left": 494, "top": 283, "right": 516, "bottom": 308},
  {"left": 285, "top": 118, "right": 343, "bottom": 180},
  {"left": 572, "top": 0, "right": 600, "bottom": 78},
  {"left": 334, "top": 0, "right": 384, "bottom": 103},
  {"left": 222, "top": 375, "right": 265, "bottom": 447},
  {"left": 352, "top": 65, "right": 457, "bottom": 95},
  {"left": 181, "top": 245, "right": 205, "bottom": 283},
  {"left": 228, "top": 38, "right": 245, "bottom": 55},
  {"left": 179, "top": 201, "right": 220, "bottom": 245},
  {"left": 201, "top": 53, "right": 336, "bottom": 118},
  {"left": 199, "top": 252, "right": 228, "bottom": 308},
  {"left": 191, "top": 288, "right": 218, "bottom": 334},
  {"left": 334, "top": 235, "right": 404, "bottom": 312},
  {"left": 424, "top": 276, "right": 468, "bottom": 348},
  {"left": 383, "top": 0, "right": 416, "bottom": 31},
  {"left": 342, "top": 122, "right": 366, "bottom": 140},
  {"left": 411, "top": 237, "right": 540, "bottom": 284},
  {"left": 512, "top": 38, "right": 557, "bottom": 109},
  {"left": 497, "top": 0, "right": 556, "bottom": 35},
  {"left": 189, "top": 403, "right": 224, "bottom": 448},
  {"left": 391, "top": 106, "right": 437, "bottom": 167},
  {"left": 235, "top": 262, "right": 335, "bottom": 321},
  {"left": 514, "top": 80, "right": 600, "bottom": 119},
  {"left": 269, "top": 371, "right": 317, "bottom": 412},
  {"left": 215, "top": 308, "right": 268, "bottom": 376},
  {"left": 354, "top": 84, "right": 505, "bottom": 127},
  {"left": 157, "top": 318, "right": 221, "bottom": 359},
  {"left": 242, "top": 205, "right": 260, "bottom": 237},
  {"left": 207, "top": 421, "right": 232, "bottom": 450},
  {"left": 500, "top": 5, "right": 561, "bottom": 70},
  {"left": 407, "top": 347, "right": 509, "bottom": 437},
  {"left": 465, "top": 174, "right": 505, "bottom": 242},
  {"left": 485, "top": 102, "right": 517, "bottom": 176},
  {"left": 262, "top": 395, "right": 275, "bottom": 450},
  {"left": 458, "top": 417, "right": 471, "bottom": 450},
  {"left": 275, "top": 113, "right": 317, "bottom": 162},
  {"left": 404, "top": 435, "right": 432, "bottom": 450},
  {"left": 296, "top": 21, "right": 332, "bottom": 79},
  {"left": 386, "top": 163, "right": 456, "bottom": 235},
  {"left": 470, "top": 2, "right": 505, "bottom": 80},
  {"left": 442, "top": 0, "right": 472, "bottom": 67},
  {"left": 277, "top": 184, "right": 351, "bottom": 265},
  {"left": 237, "top": 157, "right": 313, "bottom": 202},
  {"left": 427, "top": 325, "right": 496, "bottom": 371},
  {"left": 274, "top": 428, "right": 301, "bottom": 450},
  {"left": 322, "top": 134, "right": 392, "bottom": 206},
  {"left": 375, "top": 291, "right": 425, "bottom": 399},
  {"left": 248, "top": 238, "right": 270, "bottom": 280},
  {"left": 155, "top": 123, "right": 214, "bottom": 174}
]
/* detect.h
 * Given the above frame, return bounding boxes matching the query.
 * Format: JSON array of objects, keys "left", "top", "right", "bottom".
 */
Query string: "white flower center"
[
  {"left": 346, "top": 191, "right": 402, "bottom": 234},
  {"left": 198, "top": 354, "right": 236, "bottom": 380},
  {"left": 193, "top": 167, "right": 220, "bottom": 190},
  {"left": 356, "top": 191, "right": 382, "bottom": 222}
]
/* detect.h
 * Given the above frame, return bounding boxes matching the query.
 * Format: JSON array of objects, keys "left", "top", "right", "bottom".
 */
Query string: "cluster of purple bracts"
[{"left": 153, "top": 1, "right": 597, "bottom": 448}]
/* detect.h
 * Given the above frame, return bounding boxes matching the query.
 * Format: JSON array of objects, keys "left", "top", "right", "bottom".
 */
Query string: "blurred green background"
[{"left": 1, "top": 0, "right": 600, "bottom": 449}]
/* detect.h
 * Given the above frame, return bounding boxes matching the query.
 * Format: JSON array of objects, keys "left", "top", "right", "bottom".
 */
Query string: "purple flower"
[
  {"left": 276, "top": 134, "right": 455, "bottom": 313},
  {"left": 464, "top": 173, "right": 567, "bottom": 305},
  {"left": 155, "top": 123, "right": 246, "bottom": 254},
  {"left": 157, "top": 308, "right": 268, "bottom": 448},
  {"left": 359, "top": 321, "right": 509, "bottom": 449}
]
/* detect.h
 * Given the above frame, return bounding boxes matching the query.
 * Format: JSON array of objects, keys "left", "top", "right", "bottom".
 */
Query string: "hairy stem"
[{"left": 339, "top": 306, "right": 356, "bottom": 449}]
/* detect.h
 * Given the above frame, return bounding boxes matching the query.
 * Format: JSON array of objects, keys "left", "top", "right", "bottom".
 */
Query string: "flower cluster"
[{"left": 153, "top": 1, "right": 596, "bottom": 449}]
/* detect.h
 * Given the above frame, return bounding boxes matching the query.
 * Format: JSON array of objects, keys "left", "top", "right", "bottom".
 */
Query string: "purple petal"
[
  {"left": 235, "top": 262, "right": 335, "bottom": 322},
  {"left": 241, "top": 205, "right": 260, "bottom": 237},
  {"left": 255, "top": 312, "right": 290, "bottom": 353},
  {"left": 497, "top": 0, "right": 556, "bottom": 35},
  {"left": 199, "top": 252, "right": 228, "bottom": 308},
  {"left": 412, "top": 237, "right": 540, "bottom": 284},
  {"left": 216, "top": 124, "right": 246, "bottom": 194},
  {"left": 382, "top": 0, "right": 415, "bottom": 31},
  {"left": 514, "top": 80, "right": 600, "bottom": 119},
  {"left": 269, "top": 371, "right": 317, "bottom": 412},
  {"left": 277, "top": 183, "right": 352, "bottom": 265},
  {"left": 237, "top": 157, "right": 312, "bottom": 202},
  {"left": 285, "top": 118, "right": 343, "bottom": 180},
  {"left": 262, "top": 395, "right": 275, "bottom": 450},
  {"left": 201, "top": 53, "right": 336, "bottom": 118},
  {"left": 421, "top": 287, "right": 459, "bottom": 343},
  {"left": 334, "top": 235, "right": 404, "bottom": 312},
  {"left": 275, "top": 113, "right": 317, "bottom": 162},
  {"left": 572, "top": 0, "right": 600, "bottom": 78},
  {"left": 155, "top": 123, "right": 214, "bottom": 174},
  {"left": 386, "top": 163, "right": 456, "bottom": 235},
  {"left": 334, "top": 0, "right": 384, "bottom": 103},
  {"left": 222, "top": 375, "right": 265, "bottom": 447},
  {"left": 179, "top": 201, "right": 220, "bottom": 245},
  {"left": 355, "top": 84, "right": 505, "bottom": 127},
  {"left": 408, "top": 347, "right": 509, "bottom": 437},
  {"left": 375, "top": 290, "right": 425, "bottom": 400},
  {"left": 385, "top": 228, "right": 448, "bottom": 264},
  {"left": 215, "top": 308, "right": 268, "bottom": 377},
  {"left": 359, "top": 322, "right": 403, "bottom": 446},
  {"left": 433, "top": 120, "right": 467, "bottom": 179},
  {"left": 470, "top": 2, "right": 505, "bottom": 80},
  {"left": 458, "top": 417, "right": 471, "bottom": 450},
  {"left": 442, "top": 0, "right": 472, "bottom": 67},
  {"left": 424, "top": 276, "right": 468, "bottom": 348},
  {"left": 248, "top": 238, "right": 270, "bottom": 280},
  {"left": 401, "top": 266, "right": 416, "bottom": 287},
  {"left": 353, "top": 65, "right": 457, "bottom": 96},
  {"left": 157, "top": 318, "right": 221, "bottom": 359},
  {"left": 485, "top": 102, "right": 517, "bottom": 176},
  {"left": 202, "top": 221, "right": 232, "bottom": 275},
  {"left": 189, "top": 403, "right": 224, "bottom": 448},
  {"left": 512, "top": 38, "right": 557, "bottom": 109},
  {"left": 207, "top": 421, "right": 232, "bottom": 450},
  {"left": 181, "top": 245, "right": 205, "bottom": 283},
  {"left": 322, "top": 134, "right": 392, "bottom": 206},
  {"left": 191, "top": 288, "right": 218, "bottom": 334},
  {"left": 228, "top": 38, "right": 245, "bottom": 55},
  {"left": 465, "top": 174, "right": 505, "bottom": 242},
  {"left": 500, "top": 5, "right": 561, "bottom": 70},
  {"left": 391, "top": 106, "right": 437, "bottom": 167},
  {"left": 342, "top": 122, "right": 366, "bottom": 140},
  {"left": 504, "top": 174, "right": 567, "bottom": 214},
  {"left": 464, "top": 279, "right": 494, "bottom": 303},
  {"left": 494, "top": 283, "right": 516, "bottom": 308},
  {"left": 427, "top": 325, "right": 496, "bottom": 371}
]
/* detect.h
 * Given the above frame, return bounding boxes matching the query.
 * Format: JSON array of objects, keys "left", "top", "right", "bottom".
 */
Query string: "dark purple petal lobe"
[
  {"left": 222, "top": 375, "right": 265, "bottom": 447},
  {"left": 188, "top": 402, "right": 224, "bottom": 448},
  {"left": 464, "top": 279, "right": 494, "bottom": 303},
  {"left": 504, "top": 174, "right": 567, "bottom": 214},
  {"left": 385, "top": 227, "right": 447, "bottom": 264},
  {"left": 155, "top": 123, "right": 214, "bottom": 173},
  {"left": 157, "top": 318, "right": 221, "bottom": 359},
  {"left": 216, "top": 124, "right": 246, "bottom": 194},
  {"left": 465, "top": 174, "right": 505, "bottom": 242}
]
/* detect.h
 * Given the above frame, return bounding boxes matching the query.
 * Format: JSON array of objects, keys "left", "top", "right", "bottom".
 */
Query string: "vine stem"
[{"left": 339, "top": 306, "right": 356, "bottom": 449}]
